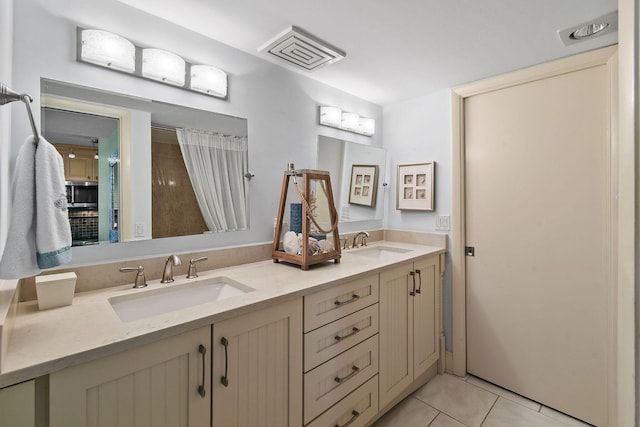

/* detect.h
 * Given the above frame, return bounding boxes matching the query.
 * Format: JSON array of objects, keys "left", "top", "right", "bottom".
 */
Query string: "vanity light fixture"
[
  {"left": 79, "top": 29, "right": 136, "bottom": 73},
  {"left": 142, "top": 49, "right": 186, "bottom": 86},
  {"left": 68, "top": 150, "right": 76, "bottom": 159},
  {"left": 77, "top": 27, "right": 228, "bottom": 100},
  {"left": 358, "top": 117, "right": 376, "bottom": 136},
  {"left": 319, "top": 106, "right": 342, "bottom": 127},
  {"left": 190, "top": 65, "right": 228, "bottom": 98},
  {"left": 318, "top": 105, "right": 375, "bottom": 137},
  {"left": 341, "top": 112, "right": 360, "bottom": 131}
]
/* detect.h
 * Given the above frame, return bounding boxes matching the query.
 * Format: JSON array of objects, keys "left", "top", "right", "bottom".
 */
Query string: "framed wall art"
[
  {"left": 348, "top": 164, "right": 379, "bottom": 208},
  {"left": 396, "top": 162, "right": 435, "bottom": 211}
]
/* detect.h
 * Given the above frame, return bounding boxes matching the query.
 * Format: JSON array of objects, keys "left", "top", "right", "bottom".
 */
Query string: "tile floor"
[{"left": 372, "top": 374, "right": 594, "bottom": 427}]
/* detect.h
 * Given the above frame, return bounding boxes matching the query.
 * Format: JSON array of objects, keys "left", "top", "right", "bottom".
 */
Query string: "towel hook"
[{"left": 0, "top": 82, "right": 40, "bottom": 146}]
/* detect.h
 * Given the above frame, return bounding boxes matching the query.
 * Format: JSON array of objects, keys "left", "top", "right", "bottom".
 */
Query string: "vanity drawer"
[
  {"left": 304, "top": 274, "right": 379, "bottom": 332},
  {"left": 304, "top": 335, "right": 379, "bottom": 424},
  {"left": 304, "top": 304, "right": 379, "bottom": 371},
  {"left": 306, "top": 375, "right": 378, "bottom": 427}
]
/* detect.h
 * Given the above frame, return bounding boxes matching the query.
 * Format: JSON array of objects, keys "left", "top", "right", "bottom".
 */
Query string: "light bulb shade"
[
  {"left": 341, "top": 112, "right": 360, "bottom": 130},
  {"left": 80, "top": 29, "right": 136, "bottom": 73},
  {"left": 358, "top": 117, "right": 375, "bottom": 136},
  {"left": 142, "top": 48, "right": 186, "bottom": 86},
  {"left": 190, "top": 65, "right": 228, "bottom": 98},
  {"left": 319, "top": 106, "right": 342, "bottom": 127}
]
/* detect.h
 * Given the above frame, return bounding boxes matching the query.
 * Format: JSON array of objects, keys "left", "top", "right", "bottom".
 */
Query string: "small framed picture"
[
  {"left": 396, "top": 162, "right": 435, "bottom": 211},
  {"left": 349, "top": 164, "right": 379, "bottom": 208}
]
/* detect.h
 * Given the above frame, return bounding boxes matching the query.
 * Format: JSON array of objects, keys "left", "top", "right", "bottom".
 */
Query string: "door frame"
[
  {"left": 450, "top": 45, "right": 620, "bottom": 423},
  {"left": 41, "top": 94, "right": 133, "bottom": 240}
]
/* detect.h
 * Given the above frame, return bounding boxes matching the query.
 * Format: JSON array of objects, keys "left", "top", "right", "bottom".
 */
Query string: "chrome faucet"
[
  {"left": 352, "top": 231, "right": 370, "bottom": 248},
  {"left": 161, "top": 255, "right": 182, "bottom": 283}
]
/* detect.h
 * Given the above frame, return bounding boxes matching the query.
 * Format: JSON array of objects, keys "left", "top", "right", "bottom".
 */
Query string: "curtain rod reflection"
[{"left": 151, "top": 123, "right": 243, "bottom": 139}]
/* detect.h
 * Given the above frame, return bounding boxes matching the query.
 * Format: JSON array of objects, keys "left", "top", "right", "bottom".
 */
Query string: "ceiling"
[{"left": 119, "top": 0, "right": 618, "bottom": 106}]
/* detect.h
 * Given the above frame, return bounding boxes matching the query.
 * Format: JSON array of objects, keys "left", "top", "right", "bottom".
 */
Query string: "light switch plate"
[
  {"left": 436, "top": 215, "right": 450, "bottom": 230},
  {"left": 135, "top": 223, "right": 145, "bottom": 237}
]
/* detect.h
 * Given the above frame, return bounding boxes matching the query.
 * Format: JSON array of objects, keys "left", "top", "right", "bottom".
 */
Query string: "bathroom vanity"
[{"left": 0, "top": 237, "right": 445, "bottom": 427}]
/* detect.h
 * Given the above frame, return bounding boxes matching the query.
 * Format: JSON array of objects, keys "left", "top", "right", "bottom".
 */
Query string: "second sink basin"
[
  {"left": 349, "top": 245, "right": 413, "bottom": 259},
  {"left": 109, "top": 277, "right": 254, "bottom": 322}
]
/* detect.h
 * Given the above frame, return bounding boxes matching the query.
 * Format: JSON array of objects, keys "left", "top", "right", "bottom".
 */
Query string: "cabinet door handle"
[
  {"left": 198, "top": 344, "right": 207, "bottom": 398},
  {"left": 334, "top": 365, "right": 360, "bottom": 383},
  {"left": 334, "top": 294, "right": 360, "bottom": 306},
  {"left": 221, "top": 337, "right": 229, "bottom": 387},
  {"left": 415, "top": 269, "right": 422, "bottom": 294},
  {"left": 409, "top": 271, "right": 416, "bottom": 296},
  {"left": 334, "top": 410, "right": 360, "bottom": 427},
  {"left": 334, "top": 327, "right": 360, "bottom": 341}
]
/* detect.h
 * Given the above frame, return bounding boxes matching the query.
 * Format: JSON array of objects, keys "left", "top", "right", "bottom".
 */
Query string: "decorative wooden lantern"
[{"left": 272, "top": 164, "right": 341, "bottom": 270}]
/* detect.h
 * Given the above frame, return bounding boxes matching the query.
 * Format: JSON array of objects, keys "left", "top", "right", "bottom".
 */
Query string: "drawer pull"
[
  {"left": 415, "top": 269, "right": 422, "bottom": 294},
  {"left": 334, "top": 294, "right": 360, "bottom": 306},
  {"left": 221, "top": 337, "right": 229, "bottom": 387},
  {"left": 409, "top": 271, "right": 416, "bottom": 296},
  {"left": 197, "top": 344, "right": 207, "bottom": 398},
  {"left": 334, "top": 327, "right": 360, "bottom": 341},
  {"left": 334, "top": 365, "right": 360, "bottom": 383},
  {"left": 334, "top": 410, "right": 360, "bottom": 427}
]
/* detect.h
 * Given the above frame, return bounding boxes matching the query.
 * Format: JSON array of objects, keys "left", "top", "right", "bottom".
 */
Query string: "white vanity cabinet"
[
  {"left": 0, "top": 380, "right": 36, "bottom": 427},
  {"left": 49, "top": 325, "right": 211, "bottom": 427},
  {"left": 378, "top": 255, "right": 440, "bottom": 409},
  {"left": 212, "top": 298, "right": 303, "bottom": 427},
  {"left": 303, "top": 273, "right": 380, "bottom": 427}
]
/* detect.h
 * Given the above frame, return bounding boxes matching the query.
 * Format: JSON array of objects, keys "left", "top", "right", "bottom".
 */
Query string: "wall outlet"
[{"left": 436, "top": 215, "right": 450, "bottom": 231}]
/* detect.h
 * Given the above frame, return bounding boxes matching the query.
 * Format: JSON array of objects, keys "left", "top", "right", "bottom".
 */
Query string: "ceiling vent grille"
[{"left": 260, "top": 26, "right": 346, "bottom": 72}]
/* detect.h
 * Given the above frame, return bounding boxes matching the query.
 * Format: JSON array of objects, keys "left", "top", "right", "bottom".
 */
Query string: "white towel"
[{"left": 0, "top": 136, "right": 72, "bottom": 279}]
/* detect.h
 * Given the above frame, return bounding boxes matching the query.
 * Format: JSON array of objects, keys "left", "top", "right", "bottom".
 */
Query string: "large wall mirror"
[
  {"left": 41, "top": 78, "right": 249, "bottom": 247},
  {"left": 317, "top": 135, "right": 386, "bottom": 224}
]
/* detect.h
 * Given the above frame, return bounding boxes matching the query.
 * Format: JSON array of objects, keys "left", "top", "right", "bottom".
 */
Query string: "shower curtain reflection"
[{"left": 176, "top": 128, "right": 249, "bottom": 232}]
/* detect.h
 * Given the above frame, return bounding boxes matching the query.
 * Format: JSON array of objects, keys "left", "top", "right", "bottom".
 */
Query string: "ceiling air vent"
[{"left": 259, "top": 26, "right": 346, "bottom": 72}]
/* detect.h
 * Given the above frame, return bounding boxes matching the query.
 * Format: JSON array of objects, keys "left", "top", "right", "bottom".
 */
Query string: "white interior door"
[{"left": 465, "top": 55, "right": 614, "bottom": 426}]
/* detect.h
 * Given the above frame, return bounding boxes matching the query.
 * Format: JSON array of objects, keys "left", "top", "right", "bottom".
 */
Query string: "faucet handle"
[
  {"left": 120, "top": 265, "right": 147, "bottom": 288},
  {"left": 187, "top": 257, "right": 208, "bottom": 279},
  {"left": 340, "top": 238, "right": 349, "bottom": 250}
]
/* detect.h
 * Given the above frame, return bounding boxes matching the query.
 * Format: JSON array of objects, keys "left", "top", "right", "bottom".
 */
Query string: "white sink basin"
[
  {"left": 349, "top": 245, "right": 413, "bottom": 259},
  {"left": 109, "top": 277, "right": 254, "bottom": 322}
]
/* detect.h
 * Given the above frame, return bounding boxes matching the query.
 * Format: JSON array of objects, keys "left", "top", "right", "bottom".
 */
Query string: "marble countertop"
[{"left": 0, "top": 241, "right": 445, "bottom": 387}]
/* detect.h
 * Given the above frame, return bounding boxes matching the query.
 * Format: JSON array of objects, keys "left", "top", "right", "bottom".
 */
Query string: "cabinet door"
[
  {"left": 378, "top": 262, "right": 414, "bottom": 409},
  {"left": 212, "top": 298, "right": 303, "bottom": 427},
  {"left": 0, "top": 380, "right": 35, "bottom": 427},
  {"left": 413, "top": 255, "right": 439, "bottom": 378},
  {"left": 66, "top": 148, "right": 97, "bottom": 181},
  {"left": 50, "top": 326, "right": 211, "bottom": 427}
]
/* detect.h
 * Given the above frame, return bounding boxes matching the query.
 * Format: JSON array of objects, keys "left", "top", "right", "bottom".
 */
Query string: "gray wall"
[
  {"left": 382, "top": 89, "right": 453, "bottom": 349},
  {"left": 0, "top": 0, "right": 13, "bottom": 251}
]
